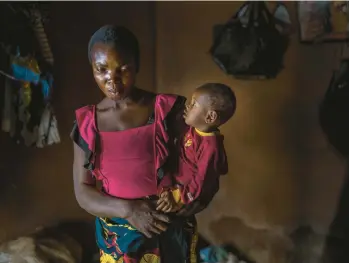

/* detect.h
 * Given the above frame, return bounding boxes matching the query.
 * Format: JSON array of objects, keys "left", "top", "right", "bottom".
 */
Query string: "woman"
[{"left": 71, "top": 25, "right": 213, "bottom": 263}]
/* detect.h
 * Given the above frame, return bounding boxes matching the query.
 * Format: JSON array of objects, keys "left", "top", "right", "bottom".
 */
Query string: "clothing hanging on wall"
[
  {"left": 0, "top": 4, "right": 60, "bottom": 148},
  {"left": 0, "top": 48, "right": 60, "bottom": 148}
]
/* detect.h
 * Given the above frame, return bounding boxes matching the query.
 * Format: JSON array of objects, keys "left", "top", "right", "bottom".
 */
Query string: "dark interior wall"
[
  {"left": 155, "top": 2, "right": 347, "bottom": 262},
  {"left": 0, "top": 2, "right": 347, "bottom": 262},
  {"left": 0, "top": 1, "right": 156, "bottom": 242}
]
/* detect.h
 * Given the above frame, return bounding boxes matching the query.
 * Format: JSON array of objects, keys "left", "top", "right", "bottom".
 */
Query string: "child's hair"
[{"left": 197, "top": 83, "right": 236, "bottom": 125}]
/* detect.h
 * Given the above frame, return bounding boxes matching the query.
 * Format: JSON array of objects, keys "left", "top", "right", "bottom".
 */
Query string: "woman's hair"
[{"left": 88, "top": 25, "right": 140, "bottom": 72}]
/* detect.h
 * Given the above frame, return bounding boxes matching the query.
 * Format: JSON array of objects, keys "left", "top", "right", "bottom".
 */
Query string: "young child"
[{"left": 156, "top": 83, "right": 236, "bottom": 213}]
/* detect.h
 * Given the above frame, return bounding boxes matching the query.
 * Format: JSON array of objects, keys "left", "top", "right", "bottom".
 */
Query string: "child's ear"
[{"left": 205, "top": 110, "right": 218, "bottom": 124}]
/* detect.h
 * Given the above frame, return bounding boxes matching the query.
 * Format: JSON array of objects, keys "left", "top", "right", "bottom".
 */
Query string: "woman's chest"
[
  {"left": 97, "top": 105, "right": 153, "bottom": 132},
  {"left": 94, "top": 125, "right": 158, "bottom": 199},
  {"left": 97, "top": 125, "right": 155, "bottom": 161}
]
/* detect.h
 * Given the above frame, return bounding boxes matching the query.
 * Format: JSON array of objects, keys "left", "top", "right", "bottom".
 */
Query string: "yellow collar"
[{"left": 195, "top": 128, "right": 220, "bottom": 137}]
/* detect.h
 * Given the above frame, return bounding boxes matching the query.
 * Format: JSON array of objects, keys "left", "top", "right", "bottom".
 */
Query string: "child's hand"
[{"left": 156, "top": 191, "right": 181, "bottom": 213}]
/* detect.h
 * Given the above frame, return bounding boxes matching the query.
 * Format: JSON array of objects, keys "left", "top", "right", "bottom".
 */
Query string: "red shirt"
[{"left": 175, "top": 126, "right": 228, "bottom": 204}]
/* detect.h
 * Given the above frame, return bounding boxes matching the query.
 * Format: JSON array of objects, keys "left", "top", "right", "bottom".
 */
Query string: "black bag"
[
  {"left": 209, "top": 1, "right": 289, "bottom": 79},
  {"left": 319, "top": 59, "right": 349, "bottom": 156}
]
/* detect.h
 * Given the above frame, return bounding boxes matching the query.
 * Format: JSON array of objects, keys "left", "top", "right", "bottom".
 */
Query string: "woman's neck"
[{"left": 104, "top": 87, "right": 145, "bottom": 109}]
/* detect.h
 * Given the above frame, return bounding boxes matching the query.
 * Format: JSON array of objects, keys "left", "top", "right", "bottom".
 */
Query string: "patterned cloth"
[{"left": 97, "top": 216, "right": 198, "bottom": 263}]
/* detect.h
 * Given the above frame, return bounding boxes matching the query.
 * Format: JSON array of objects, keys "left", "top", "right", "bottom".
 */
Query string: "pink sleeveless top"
[
  {"left": 95, "top": 121, "right": 157, "bottom": 198},
  {"left": 73, "top": 94, "right": 181, "bottom": 199}
]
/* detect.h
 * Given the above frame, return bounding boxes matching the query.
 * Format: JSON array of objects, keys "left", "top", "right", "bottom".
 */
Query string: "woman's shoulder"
[
  {"left": 156, "top": 92, "right": 186, "bottom": 100},
  {"left": 73, "top": 105, "right": 97, "bottom": 135},
  {"left": 137, "top": 89, "right": 186, "bottom": 113},
  {"left": 71, "top": 104, "right": 97, "bottom": 146},
  {"left": 155, "top": 93, "right": 186, "bottom": 110},
  {"left": 153, "top": 93, "right": 186, "bottom": 125},
  {"left": 75, "top": 104, "right": 95, "bottom": 121}
]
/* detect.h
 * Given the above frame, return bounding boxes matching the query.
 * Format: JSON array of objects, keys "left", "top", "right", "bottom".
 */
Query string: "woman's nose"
[{"left": 106, "top": 69, "right": 122, "bottom": 82}]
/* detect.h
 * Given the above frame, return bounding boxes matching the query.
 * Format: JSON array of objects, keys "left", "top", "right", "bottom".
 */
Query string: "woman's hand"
[{"left": 126, "top": 200, "right": 170, "bottom": 238}]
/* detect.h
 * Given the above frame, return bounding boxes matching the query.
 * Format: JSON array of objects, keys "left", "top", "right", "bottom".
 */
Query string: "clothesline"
[
  {"left": 0, "top": 69, "right": 20, "bottom": 81},
  {"left": 0, "top": 42, "right": 21, "bottom": 81}
]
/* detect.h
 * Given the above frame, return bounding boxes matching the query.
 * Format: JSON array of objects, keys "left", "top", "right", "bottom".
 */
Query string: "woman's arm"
[{"left": 73, "top": 142, "right": 170, "bottom": 237}]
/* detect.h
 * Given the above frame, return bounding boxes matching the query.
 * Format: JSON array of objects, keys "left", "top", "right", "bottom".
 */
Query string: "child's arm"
[
  {"left": 180, "top": 141, "right": 227, "bottom": 204},
  {"left": 175, "top": 146, "right": 227, "bottom": 217},
  {"left": 156, "top": 189, "right": 183, "bottom": 213}
]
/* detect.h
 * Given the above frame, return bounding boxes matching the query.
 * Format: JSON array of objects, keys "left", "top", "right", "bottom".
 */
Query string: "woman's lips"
[
  {"left": 108, "top": 88, "right": 119, "bottom": 95},
  {"left": 107, "top": 83, "right": 123, "bottom": 95}
]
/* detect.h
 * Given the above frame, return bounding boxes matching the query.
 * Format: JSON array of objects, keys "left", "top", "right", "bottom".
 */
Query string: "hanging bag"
[
  {"left": 209, "top": 1, "right": 289, "bottom": 79},
  {"left": 319, "top": 59, "right": 349, "bottom": 156}
]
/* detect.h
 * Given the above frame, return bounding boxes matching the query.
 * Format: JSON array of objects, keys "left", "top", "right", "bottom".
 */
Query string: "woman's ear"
[{"left": 205, "top": 110, "right": 218, "bottom": 124}]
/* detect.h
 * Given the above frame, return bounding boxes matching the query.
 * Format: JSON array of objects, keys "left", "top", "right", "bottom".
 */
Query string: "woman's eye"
[
  {"left": 97, "top": 67, "right": 107, "bottom": 73},
  {"left": 121, "top": 65, "right": 132, "bottom": 72}
]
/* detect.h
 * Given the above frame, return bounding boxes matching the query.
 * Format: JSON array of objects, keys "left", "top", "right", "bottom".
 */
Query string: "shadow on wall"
[
  {"left": 321, "top": 162, "right": 349, "bottom": 263},
  {"left": 209, "top": 216, "right": 294, "bottom": 263},
  {"left": 318, "top": 61, "right": 349, "bottom": 263},
  {"left": 209, "top": 217, "right": 330, "bottom": 263}
]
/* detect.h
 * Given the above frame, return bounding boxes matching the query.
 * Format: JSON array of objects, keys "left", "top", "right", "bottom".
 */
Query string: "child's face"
[{"left": 184, "top": 90, "right": 216, "bottom": 129}]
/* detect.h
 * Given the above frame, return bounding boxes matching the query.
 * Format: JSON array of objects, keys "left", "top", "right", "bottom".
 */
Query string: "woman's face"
[{"left": 91, "top": 42, "right": 137, "bottom": 101}]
